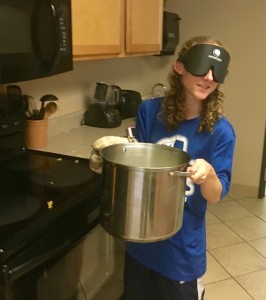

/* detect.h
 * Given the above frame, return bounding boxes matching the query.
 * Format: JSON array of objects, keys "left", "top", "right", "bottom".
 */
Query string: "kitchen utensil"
[
  {"left": 7, "top": 85, "right": 22, "bottom": 96},
  {"left": 99, "top": 143, "right": 191, "bottom": 242},
  {"left": 44, "top": 102, "right": 58, "bottom": 118},
  {"left": 6, "top": 85, "right": 29, "bottom": 112},
  {"left": 39, "top": 94, "right": 58, "bottom": 119},
  {"left": 27, "top": 96, "right": 40, "bottom": 120},
  {"left": 40, "top": 94, "right": 58, "bottom": 102},
  {"left": 119, "top": 90, "right": 142, "bottom": 119}
]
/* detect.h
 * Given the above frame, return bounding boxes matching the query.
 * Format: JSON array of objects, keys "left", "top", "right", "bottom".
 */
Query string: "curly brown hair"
[{"left": 162, "top": 36, "right": 227, "bottom": 132}]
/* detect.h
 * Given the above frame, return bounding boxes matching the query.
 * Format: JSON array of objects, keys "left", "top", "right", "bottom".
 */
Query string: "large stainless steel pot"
[{"left": 100, "top": 143, "right": 190, "bottom": 242}]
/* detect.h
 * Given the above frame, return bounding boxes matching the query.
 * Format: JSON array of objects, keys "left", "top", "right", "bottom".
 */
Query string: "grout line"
[
  {"left": 207, "top": 211, "right": 266, "bottom": 258},
  {"left": 206, "top": 194, "right": 266, "bottom": 297},
  {"left": 206, "top": 250, "right": 233, "bottom": 277},
  {"left": 246, "top": 238, "right": 266, "bottom": 259},
  {"left": 230, "top": 277, "right": 255, "bottom": 300}
]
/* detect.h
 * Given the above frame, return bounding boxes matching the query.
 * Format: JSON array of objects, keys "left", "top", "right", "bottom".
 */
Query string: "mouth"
[{"left": 197, "top": 84, "right": 209, "bottom": 90}]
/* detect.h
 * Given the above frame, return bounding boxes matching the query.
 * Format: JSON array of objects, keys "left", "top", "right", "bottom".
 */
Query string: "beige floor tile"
[
  {"left": 207, "top": 200, "right": 253, "bottom": 222},
  {"left": 203, "top": 252, "right": 231, "bottom": 284},
  {"left": 206, "top": 223, "right": 243, "bottom": 249},
  {"left": 84, "top": 282, "right": 123, "bottom": 300},
  {"left": 235, "top": 269, "right": 266, "bottom": 300},
  {"left": 249, "top": 237, "right": 266, "bottom": 257},
  {"left": 225, "top": 216, "right": 266, "bottom": 241},
  {"left": 235, "top": 197, "right": 266, "bottom": 216},
  {"left": 209, "top": 242, "right": 266, "bottom": 276},
  {"left": 221, "top": 195, "right": 233, "bottom": 202},
  {"left": 204, "top": 279, "right": 253, "bottom": 300},
  {"left": 205, "top": 210, "right": 221, "bottom": 225},
  {"left": 260, "top": 214, "right": 266, "bottom": 222}
]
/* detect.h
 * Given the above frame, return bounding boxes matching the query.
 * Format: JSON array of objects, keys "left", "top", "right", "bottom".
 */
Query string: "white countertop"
[{"left": 39, "top": 118, "right": 136, "bottom": 159}]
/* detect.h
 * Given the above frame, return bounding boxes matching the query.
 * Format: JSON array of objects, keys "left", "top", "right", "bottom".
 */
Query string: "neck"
[{"left": 184, "top": 97, "right": 202, "bottom": 120}]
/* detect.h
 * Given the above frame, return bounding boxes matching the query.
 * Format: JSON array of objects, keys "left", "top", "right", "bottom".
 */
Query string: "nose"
[{"left": 203, "top": 69, "right": 214, "bottom": 81}]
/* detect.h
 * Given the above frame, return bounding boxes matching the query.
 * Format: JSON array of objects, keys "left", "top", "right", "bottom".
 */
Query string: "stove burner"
[
  {"left": 4, "top": 155, "right": 44, "bottom": 171},
  {"left": 31, "top": 159, "right": 94, "bottom": 187},
  {"left": 0, "top": 194, "right": 40, "bottom": 226}
]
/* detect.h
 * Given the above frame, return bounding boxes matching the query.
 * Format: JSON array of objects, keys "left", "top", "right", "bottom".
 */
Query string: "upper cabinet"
[
  {"left": 125, "top": 0, "right": 163, "bottom": 54},
  {"left": 71, "top": 0, "right": 163, "bottom": 60},
  {"left": 71, "top": 0, "right": 124, "bottom": 59}
]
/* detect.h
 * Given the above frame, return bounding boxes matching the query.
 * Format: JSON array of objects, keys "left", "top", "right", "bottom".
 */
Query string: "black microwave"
[{"left": 0, "top": 0, "right": 73, "bottom": 84}]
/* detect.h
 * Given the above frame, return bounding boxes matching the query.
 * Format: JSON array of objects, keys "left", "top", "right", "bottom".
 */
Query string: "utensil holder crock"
[{"left": 25, "top": 119, "right": 48, "bottom": 148}]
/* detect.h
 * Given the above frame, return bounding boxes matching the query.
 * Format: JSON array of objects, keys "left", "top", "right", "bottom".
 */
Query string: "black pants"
[{"left": 121, "top": 253, "right": 205, "bottom": 300}]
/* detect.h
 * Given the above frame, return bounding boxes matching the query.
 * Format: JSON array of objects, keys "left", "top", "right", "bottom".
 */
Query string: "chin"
[{"left": 194, "top": 91, "right": 210, "bottom": 101}]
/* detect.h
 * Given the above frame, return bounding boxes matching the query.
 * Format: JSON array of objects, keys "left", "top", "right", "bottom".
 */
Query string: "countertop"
[{"left": 40, "top": 118, "right": 136, "bottom": 159}]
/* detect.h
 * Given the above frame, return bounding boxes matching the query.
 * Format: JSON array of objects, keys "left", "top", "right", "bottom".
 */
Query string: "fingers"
[{"left": 187, "top": 159, "right": 213, "bottom": 184}]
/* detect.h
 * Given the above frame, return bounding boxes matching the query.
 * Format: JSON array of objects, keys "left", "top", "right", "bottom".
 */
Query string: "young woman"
[{"left": 122, "top": 36, "right": 236, "bottom": 300}]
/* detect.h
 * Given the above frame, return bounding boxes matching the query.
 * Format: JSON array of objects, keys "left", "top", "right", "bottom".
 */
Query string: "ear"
[{"left": 173, "top": 61, "right": 185, "bottom": 75}]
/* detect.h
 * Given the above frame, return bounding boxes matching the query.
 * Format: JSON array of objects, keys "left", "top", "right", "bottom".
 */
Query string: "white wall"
[
  {"left": 10, "top": 55, "right": 173, "bottom": 117},
  {"left": 4, "top": 0, "right": 265, "bottom": 189},
  {"left": 169, "top": 0, "right": 266, "bottom": 189}
]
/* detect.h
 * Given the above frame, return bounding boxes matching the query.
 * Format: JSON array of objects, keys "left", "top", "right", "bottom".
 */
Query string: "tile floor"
[{"left": 39, "top": 184, "right": 266, "bottom": 300}]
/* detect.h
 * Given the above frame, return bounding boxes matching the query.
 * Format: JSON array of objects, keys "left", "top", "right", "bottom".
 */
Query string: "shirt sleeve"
[{"left": 212, "top": 119, "right": 236, "bottom": 199}]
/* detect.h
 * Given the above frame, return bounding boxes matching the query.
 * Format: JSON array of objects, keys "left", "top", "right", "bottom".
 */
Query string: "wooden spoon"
[
  {"left": 39, "top": 94, "right": 58, "bottom": 119},
  {"left": 44, "top": 102, "right": 57, "bottom": 118}
]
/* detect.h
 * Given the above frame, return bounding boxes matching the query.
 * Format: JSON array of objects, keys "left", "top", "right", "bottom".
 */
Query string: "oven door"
[{"left": 1, "top": 188, "right": 101, "bottom": 283}]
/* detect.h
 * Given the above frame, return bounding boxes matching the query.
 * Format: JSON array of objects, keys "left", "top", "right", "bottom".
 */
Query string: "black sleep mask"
[{"left": 178, "top": 44, "right": 230, "bottom": 83}]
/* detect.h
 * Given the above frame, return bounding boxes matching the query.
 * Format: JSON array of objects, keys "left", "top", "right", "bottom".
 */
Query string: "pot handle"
[{"left": 169, "top": 171, "right": 192, "bottom": 177}]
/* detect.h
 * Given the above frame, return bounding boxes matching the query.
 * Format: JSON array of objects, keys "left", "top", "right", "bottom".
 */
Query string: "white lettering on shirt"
[{"left": 157, "top": 135, "right": 195, "bottom": 198}]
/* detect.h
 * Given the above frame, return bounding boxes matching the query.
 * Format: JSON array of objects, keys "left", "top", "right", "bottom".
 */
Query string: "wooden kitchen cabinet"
[
  {"left": 71, "top": 0, "right": 124, "bottom": 58},
  {"left": 125, "top": 0, "right": 163, "bottom": 54},
  {"left": 71, "top": 0, "right": 163, "bottom": 60}
]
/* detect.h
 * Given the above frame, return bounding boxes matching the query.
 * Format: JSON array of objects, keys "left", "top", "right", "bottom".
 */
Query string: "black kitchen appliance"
[
  {"left": 119, "top": 90, "right": 142, "bottom": 119},
  {"left": 0, "top": 94, "right": 102, "bottom": 299},
  {"left": 82, "top": 82, "right": 122, "bottom": 128},
  {"left": 157, "top": 11, "right": 181, "bottom": 56},
  {"left": 0, "top": 0, "right": 73, "bottom": 84},
  {"left": 82, "top": 105, "right": 121, "bottom": 128}
]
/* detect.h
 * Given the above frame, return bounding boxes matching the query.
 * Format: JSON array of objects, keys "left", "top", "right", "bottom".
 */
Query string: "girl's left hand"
[{"left": 187, "top": 159, "right": 215, "bottom": 185}]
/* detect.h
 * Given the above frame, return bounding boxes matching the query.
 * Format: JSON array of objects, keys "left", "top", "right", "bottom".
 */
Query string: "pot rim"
[{"left": 100, "top": 142, "right": 190, "bottom": 171}]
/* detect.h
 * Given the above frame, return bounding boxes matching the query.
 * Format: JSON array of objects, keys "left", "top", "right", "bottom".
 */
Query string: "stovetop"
[
  {"left": 0, "top": 94, "right": 103, "bottom": 288},
  {"left": 0, "top": 148, "right": 102, "bottom": 263}
]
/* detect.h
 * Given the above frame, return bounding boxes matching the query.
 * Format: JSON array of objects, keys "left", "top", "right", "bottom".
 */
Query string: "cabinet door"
[
  {"left": 126, "top": 0, "right": 163, "bottom": 54},
  {"left": 72, "top": 0, "right": 124, "bottom": 59}
]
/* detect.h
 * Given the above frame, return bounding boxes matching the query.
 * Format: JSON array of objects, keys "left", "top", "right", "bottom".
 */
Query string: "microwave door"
[
  {"left": 0, "top": 0, "right": 72, "bottom": 84},
  {"left": 31, "top": 1, "right": 60, "bottom": 72}
]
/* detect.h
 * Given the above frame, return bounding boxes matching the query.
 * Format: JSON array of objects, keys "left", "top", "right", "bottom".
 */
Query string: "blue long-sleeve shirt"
[{"left": 126, "top": 97, "right": 236, "bottom": 281}]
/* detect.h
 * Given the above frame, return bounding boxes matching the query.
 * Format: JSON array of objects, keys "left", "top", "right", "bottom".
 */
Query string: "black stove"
[{"left": 0, "top": 94, "right": 102, "bottom": 299}]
